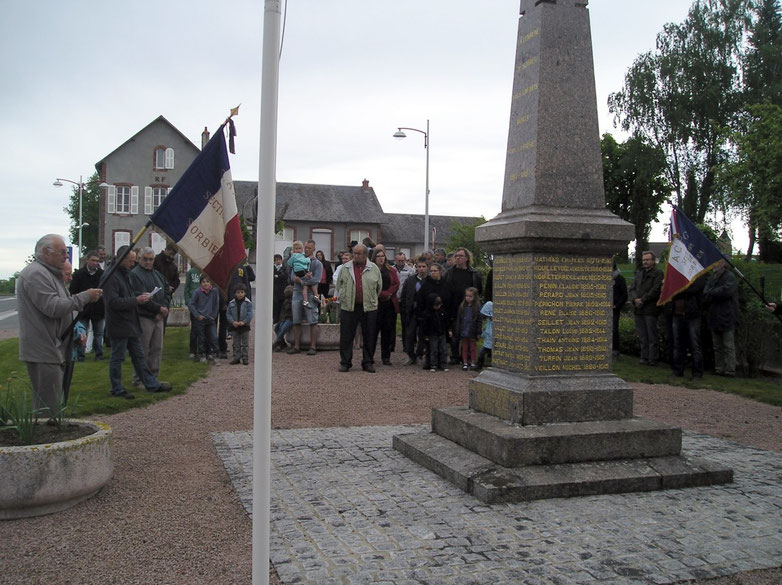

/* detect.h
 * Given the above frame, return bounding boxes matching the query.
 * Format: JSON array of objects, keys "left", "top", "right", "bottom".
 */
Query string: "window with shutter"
[
  {"left": 115, "top": 186, "right": 130, "bottom": 214},
  {"left": 154, "top": 147, "right": 166, "bottom": 170},
  {"left": 165, "top": 147, "right": 174, "bottom": 169},
  {"left": 130, "top": 186, "right": 139, "bottom": 214},
  {"left": 154, "top": 187, "right": 167, "bottom": 211},
  {"left": 144, "top": 187, "right": 153, "bottom": 215},
  {"left": 107, "top": 185, "right": 116, "bottom": 214}
]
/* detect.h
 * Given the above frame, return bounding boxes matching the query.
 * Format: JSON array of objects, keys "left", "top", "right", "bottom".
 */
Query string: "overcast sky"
[{"left": 0, "top": 0, "right": 697, "bottom": 279}]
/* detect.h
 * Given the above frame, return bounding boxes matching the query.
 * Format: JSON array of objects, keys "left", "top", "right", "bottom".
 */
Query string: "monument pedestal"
[{"left": 393, "top": 0, "right": 732, "bottom": 501}]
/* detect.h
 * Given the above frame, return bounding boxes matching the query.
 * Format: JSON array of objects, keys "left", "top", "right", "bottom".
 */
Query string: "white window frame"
[
  {"left": 115, "top": 186, "right": 131, "bottom": 214},
  {"left": 349, "top": 230, "right": 370, "bottom": 245},
  {"left": 145, "top": 186, "right": 168, "bottom": 214},
  {"left": 154, "top": 147, "right": 166, "bottom": 170}
]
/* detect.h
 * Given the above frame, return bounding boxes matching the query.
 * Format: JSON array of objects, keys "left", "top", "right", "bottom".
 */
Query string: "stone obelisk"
[
  {"left": 470, "top": 0, "right": 635, "bottom": 423},
  {"left": 394, "top": 0, "right": 732, "bottom": 503}
]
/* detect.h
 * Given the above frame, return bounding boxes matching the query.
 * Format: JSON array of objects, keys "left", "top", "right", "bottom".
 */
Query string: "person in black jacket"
[
  {"left": 69, "top": 250, "right": 105, "bottom": 361},
  {"left": 273, "top": 254, "right": 288, "bottom": 324},
  {"left": 103, "top": 246, "right": 172, "bottom": 399},
  {"left": 628, "top": 251, "right": 664, "bottom": 365},
  {"left": 611, "top": 261, "right": 627, "bottom": 357},
  {"left": 704, "top": 259, "right": 739, "bottom": 377},
  {"left": 399, "top": 257, "right": 429, "bottom": 365},
  {"left": 666, "top": 274, "right": 707, "bottom": 378},
  {"left": 443, "top": 248, "right": 483, "bottom": 364}
]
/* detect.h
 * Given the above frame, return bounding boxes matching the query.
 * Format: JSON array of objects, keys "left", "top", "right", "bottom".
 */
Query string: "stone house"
[{"left": 95, "top": 115, "right": 202, "bottom": 257}]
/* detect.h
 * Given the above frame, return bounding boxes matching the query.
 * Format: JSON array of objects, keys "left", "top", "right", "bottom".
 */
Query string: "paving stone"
[{"left": 214, "top": 425, "right": 782, "bottom": 584}]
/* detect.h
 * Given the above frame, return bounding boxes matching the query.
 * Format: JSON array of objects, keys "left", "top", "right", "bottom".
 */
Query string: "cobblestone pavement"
[{"left": 213, "top": 425, "right": 782, "bottom": 585}]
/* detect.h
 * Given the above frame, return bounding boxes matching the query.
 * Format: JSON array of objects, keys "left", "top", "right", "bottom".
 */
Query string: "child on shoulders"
[{"left": 287, "top": 240, "right": 319, "bottom": 307}]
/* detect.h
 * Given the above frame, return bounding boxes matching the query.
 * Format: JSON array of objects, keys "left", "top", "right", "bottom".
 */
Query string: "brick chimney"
[
  {"left": 362, "top": 178, "right": 370, "bottom": 193},
  {"left": 201, "top": 127, "right": 210, "bottom": 149}
]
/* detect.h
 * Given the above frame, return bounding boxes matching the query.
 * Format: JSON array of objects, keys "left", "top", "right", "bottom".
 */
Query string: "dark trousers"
[
  {"left": 428, "top": 334, "right": 448, "bottom": 369},
  {"left": 109, "top": 336, "right": 158, "bottom": 394},
  {"left": 476, "top": 346, "right": 492, "bottom": 368},
  {"left": 78, "top": 316, "right": 105, "bottom": 359},
  {"left": 339, "top": 306, "right": 377, "bottom": 369},
  {"left": 217, "top": 302, "right": 228, "bottom": 353},
  {"left": 376, "top": 300, "right": 397, "bottom": 361},
  {"left": 193, "top": 317, "right": 218, "bottom": 356},
  {"left": 189, "top": 315, "right": 199, "bottom": 354},
  {"left": 672, "top": 315, "right": 703, "bottom": 376},
  {"left": 404, "top": 315, "right": 425, "bottom": 359},
  {"left": 448, "top": 318, "right": 460, "bottom": 362},
  {"left": 612, "top": 308, "right": 621, "bottom": 352}
]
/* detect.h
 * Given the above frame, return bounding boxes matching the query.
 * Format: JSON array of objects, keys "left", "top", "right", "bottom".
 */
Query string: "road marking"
[{"left": 0, "top": 310, "right": 17, "bottom": 321}]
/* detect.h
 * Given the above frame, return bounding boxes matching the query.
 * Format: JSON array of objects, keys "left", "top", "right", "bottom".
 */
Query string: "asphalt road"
[{"left": 0, "top": 295, "right": 19, "bottom": 338}]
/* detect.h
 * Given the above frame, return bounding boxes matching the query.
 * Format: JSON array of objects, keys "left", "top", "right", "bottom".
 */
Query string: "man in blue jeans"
[
  {"left": 103, "top": 246, "right": 172, "bottom": 399},
  {"left": 287, "top": 239, "right": 322, "bottom": 355}
]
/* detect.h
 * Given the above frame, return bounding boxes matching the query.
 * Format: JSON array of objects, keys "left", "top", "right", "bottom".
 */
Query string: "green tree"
[
  {"left": 608, "top": 0, "right": 751, "bottom": 223},
  {"left": 445, "top": 217, "right": 488, "bottom": 268},
  {"left": 716, "top": 103, "right": 782, "bottom": 260},
  {"left": 601, "top": 133, "right": 671, "bottom": 265},
  {"left": 63, "top": 172, "right": 101, "bottom": 259},
  {"left": 743, "top": 0, "right": 782, "bottom": 107}
]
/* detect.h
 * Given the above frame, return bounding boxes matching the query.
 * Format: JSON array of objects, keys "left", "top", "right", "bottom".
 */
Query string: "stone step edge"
[
  {"left": 393, "top": 430, "right": 733, "bottom": 504},
  {"left": 432, "top": 406, "right": 683, "bottom": 466}
]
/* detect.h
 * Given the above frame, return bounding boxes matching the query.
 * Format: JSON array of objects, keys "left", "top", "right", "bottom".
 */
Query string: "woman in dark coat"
[
  {"left": 315, "top": 250, "right": 333, "bottom": 298},
  {"left": 371, "top": 248, "right": 400, "bottom": 365}
]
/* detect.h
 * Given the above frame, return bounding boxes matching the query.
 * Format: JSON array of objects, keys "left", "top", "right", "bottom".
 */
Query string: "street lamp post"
[
  {"left": 53, "top": 175, "right": 84, "bottom": 268},
  {"left": 393, "top": 119, "right": 430, "bottom": 252}
]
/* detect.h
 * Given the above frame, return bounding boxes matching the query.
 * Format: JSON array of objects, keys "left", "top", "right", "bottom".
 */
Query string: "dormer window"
[{"left": 154, "top": 146, "right": 175, "bottom": 170}]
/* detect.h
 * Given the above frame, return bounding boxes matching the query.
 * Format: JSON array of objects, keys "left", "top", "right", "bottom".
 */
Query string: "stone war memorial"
[{"left": 394, "top": 0, "right": 733, "bottom": 503}]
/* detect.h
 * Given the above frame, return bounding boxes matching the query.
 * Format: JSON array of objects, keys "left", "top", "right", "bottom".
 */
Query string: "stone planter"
[
  {"left": 295, "top": 322, "right": 339, "bottom": 350},
  {"left": 0, "top": 419, "right": 113, "bottom": 520},
  {"left": 167, "top": 307, "right": 190, "bottom": 327}
]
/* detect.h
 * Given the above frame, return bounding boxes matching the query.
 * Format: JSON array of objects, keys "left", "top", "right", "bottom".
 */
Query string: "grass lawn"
[
  {"left": 612, "top": 353, "right": 782, "bottom": 407},
  {"left": 1, "top": 327, "right": 209, "bottom": 417}
]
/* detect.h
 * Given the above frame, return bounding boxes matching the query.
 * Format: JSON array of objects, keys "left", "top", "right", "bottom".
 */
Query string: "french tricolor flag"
[
  {"left": 150, "top": 124, "right": 246, "bottom": 292},
  {"left": 657, "top": 208, "right": 725, "bottom": 306}
]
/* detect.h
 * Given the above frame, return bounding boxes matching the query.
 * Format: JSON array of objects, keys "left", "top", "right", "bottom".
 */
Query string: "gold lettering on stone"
[
  {"left": 493, "top": 254, "right": 613, "bottom": 374},
  {"left": 519, "top": 27, "right": 540, "bottom": 45}
]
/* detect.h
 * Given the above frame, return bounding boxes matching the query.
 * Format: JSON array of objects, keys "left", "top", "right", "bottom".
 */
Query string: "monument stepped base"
[
  {"left": 432, "top": 407, "right": 683, "bottom": 467},
  {"left": 393, "top": 429, "right": 733, "bottom": 504}
]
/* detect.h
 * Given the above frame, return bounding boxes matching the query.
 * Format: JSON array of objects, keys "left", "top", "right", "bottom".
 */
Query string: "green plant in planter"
[
  {"left": 0, "top": 375, "right": 41, "bottom": 445},
  {"left": 0, "top": 375, "right": 78, "bottom": 445}
]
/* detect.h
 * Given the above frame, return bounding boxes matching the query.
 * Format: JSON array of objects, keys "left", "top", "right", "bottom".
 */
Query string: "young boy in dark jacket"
[{"left": 421, "top": 293, "right": 450, "bottom": 372}]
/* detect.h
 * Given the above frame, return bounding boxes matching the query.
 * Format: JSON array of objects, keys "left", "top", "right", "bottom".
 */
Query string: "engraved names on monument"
[{"left": 492, "top": 254, "right": 611, "bottom": 374}]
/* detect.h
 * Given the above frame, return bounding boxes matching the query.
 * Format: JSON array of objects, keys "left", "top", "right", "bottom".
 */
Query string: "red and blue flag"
[
  {"left": 657, "top": 208, "right": 725, "bottom": 306},
  {"left": 150, "top": 125, "right": 246, "bottom": 292}
]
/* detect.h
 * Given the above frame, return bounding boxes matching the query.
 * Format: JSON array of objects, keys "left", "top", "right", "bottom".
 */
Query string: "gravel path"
[{"left": 2, "top": 337, "right": 781, "bottom": 585}]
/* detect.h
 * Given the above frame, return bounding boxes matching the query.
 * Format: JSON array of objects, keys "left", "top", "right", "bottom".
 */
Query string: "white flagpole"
[{"left": 253, "top": 1, "right": 281, "bottom": 584}]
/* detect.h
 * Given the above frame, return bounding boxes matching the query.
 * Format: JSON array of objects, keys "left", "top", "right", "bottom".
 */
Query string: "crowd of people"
[
  {"left": 272, "top": 239, "right": 493, "bottom": 373},
  {"left": 24, "top": 231, "right": 778, "bottom": 417},
  {"left": 16, "top": 234, "right": 257, "bottom": 412},
  {"left": 619, "top": 250, "right": 780, "bottom": 379}
]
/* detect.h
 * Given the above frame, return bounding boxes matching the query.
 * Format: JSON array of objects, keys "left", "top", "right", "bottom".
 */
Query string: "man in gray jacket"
[
  {"left": 17, "top": 234, "right": 102, "bottom": 416},
  {"left": 130, "top": 246, "right": 170, "bottom": 387}
]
